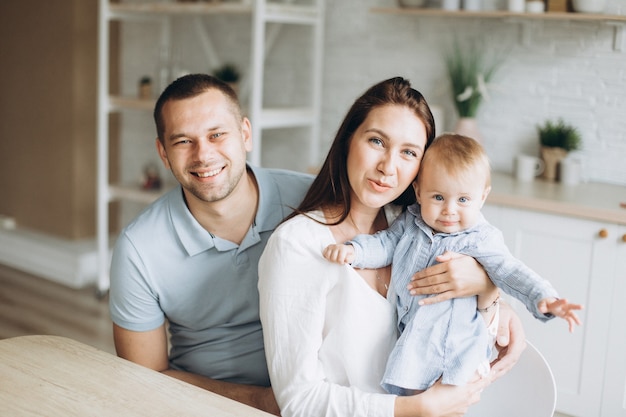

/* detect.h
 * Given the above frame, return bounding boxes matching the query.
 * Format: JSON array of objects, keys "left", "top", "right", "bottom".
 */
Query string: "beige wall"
[{"left": 0, "top": 1, "right": 98, "bottom": 239}]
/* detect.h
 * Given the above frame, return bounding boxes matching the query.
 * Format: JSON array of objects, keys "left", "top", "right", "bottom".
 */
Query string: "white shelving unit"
[{"left": 96, "top": 0, "right": 325, "bottom": 294}]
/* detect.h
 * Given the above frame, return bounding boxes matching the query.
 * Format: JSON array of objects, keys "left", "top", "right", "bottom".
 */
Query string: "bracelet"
[{"left": 477, "top": 295, "right": 500, "bottom": 313}]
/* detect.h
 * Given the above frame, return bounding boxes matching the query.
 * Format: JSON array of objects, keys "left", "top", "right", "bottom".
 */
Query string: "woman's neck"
[
  {"left": 325, "top": 205, "right": 386, "bottom": 242},
  {"left": 347, "top": 209, "right": 382, "bottom": 235}
]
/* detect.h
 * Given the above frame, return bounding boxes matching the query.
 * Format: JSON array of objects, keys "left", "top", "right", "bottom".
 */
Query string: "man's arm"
[{"left": 112, "top": 324, "right": 280, "bottom": 415}]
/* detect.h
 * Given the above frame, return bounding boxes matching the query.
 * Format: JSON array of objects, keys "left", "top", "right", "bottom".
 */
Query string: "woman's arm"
[
  {"left": 406, "top": 251, "right": 496, "bottom": 303},
  {"left": 258, "top": 222, "right": 395, "bottom": 417},
  {"left": 395, "top": 378, "right": 487, "bottom": 417}
]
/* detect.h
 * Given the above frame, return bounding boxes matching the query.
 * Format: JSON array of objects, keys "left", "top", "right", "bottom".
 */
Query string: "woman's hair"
[
  {"left": 153, "top": 73, "right": 240, "bottom": 144},
  {"left": 418, "top": 133, "right": 492, "bottom": 188},
  {"left": 287, "top": 76, "right": 436, "bottom": 225}
]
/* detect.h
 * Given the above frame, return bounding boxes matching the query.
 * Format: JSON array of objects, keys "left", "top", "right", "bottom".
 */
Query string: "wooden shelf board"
[{"left": 370, "top": 7, "right": 626, "bottom": 22}]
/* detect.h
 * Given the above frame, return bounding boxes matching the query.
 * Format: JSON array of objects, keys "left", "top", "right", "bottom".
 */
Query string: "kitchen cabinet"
[
  {"left": 96, "top": 0, "right": 325, "bottom": 294},
  {"left": 483, "top": 204, "right": 626, "bottom": 417},
  {"left": 601, "top": 223, "right": 626, "bottom": 416}
]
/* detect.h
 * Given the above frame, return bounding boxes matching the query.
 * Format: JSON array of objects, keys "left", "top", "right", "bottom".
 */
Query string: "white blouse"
[{"left": 258, "top": 212, "right": 397, "bottom": 417}]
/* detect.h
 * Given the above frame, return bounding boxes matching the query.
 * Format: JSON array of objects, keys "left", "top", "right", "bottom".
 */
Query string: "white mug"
[
  {"left": 508, "top": 0, "right": 525, "bottom": 12},
  {"left": 442, "top": 0, "right": 461, "bottom": 10},
  {"left": 515, "top": 155, "right": 544, "bottom": 182},
  {"left": 526, "top": 0, "right": 546, "bottom": 12},
  {"left": 559, "top": 158, "right": 582, "bottom": 185}
]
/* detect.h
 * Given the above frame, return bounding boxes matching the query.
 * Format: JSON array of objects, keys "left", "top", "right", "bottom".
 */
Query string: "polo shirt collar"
[
  {"left": 168, "top": 186, "right": 216, "bottom": 256},
  {"left": 168, "top": 164, "right": 283, "bottom": 256}
]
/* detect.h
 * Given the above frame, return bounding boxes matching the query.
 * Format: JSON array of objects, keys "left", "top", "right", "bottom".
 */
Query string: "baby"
[{"left": 323, "top": 133, "right": 582, "bottom": 395}]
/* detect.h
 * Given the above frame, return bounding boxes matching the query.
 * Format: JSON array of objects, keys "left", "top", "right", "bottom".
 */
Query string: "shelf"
[
  {"left": 259, "top": 107, "right": 315, "bottom": 129},
  {"left": 110, "top": 96, "right": 155, "bottom": 112},
  {"left": 371, "top": 7, "right": 626, "bottom": 50},
  {"left": 108, "top": 2, "right": 253, "bottom": 19},
  {"left": 370, "top": 7, "right": 626, "bottom": 23},
  {"left": 97, "top": 0, "right": 325, "bottom": 293},
  {"left": 264, "top": 4, "right": 321, "bottom": 24},
  {"left": 108, "top": 97, "right": 313, "bottom": 130},
  {"left": 108, "top": 184, "right": 172, "bottom": 205},
  {"left": 107, "top": 2, "right": 319, "bottom": 23}
]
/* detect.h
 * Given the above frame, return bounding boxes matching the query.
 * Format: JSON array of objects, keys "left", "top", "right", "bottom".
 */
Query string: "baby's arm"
[
  {"left": 538, "top": 298, "right": 583, "bottom": 332},
  {"left": 323, "top": 243, "right": 355, "bottom": 265}
]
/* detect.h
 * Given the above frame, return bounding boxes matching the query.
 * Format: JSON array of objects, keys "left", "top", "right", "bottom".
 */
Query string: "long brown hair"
[{"left": 287, "top": 77, "right": 436, "bottom": 225}]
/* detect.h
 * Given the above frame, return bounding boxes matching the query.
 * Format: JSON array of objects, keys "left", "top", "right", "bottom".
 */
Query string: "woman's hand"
[
  {"left": 407, "top": 251, "right": 494, "bottom": 305},
  {"left": 395, "top": 377, "right": 487, "bottom": 417},
  {"left": 489, "top": 302, "right": 526, "bottom": 382}
]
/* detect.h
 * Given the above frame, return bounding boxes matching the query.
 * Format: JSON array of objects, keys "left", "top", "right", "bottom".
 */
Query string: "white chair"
[{"left": 465, "top": 341, "right": 557, "bottom": 417}]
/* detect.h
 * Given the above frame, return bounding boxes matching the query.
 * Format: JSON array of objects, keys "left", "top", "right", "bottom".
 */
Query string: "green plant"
[
  {"left": 212, "top": 63, "right": 240, "bottom": 83},
  {"left": 444, "top": 39, "right": 505, "bottom": 118},
  {"left": 537, "top": 118, "right": 582, "bottom": 151}
]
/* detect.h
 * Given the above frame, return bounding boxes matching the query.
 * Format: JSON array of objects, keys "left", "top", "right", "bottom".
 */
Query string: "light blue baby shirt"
[
  {"left": 109, "top": 165, "right": 312, "bottom": 386},
  {"left": 350, "top": 204, "right": 558, "bottom": 392}
]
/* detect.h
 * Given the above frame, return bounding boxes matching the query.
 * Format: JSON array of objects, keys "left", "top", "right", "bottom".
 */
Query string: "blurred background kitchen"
[{"left": 0, "top": 1, "right": 625, "bottom": 416}]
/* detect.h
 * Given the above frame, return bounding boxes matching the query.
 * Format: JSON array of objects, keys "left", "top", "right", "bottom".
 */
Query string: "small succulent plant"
[{"left": 537, "top": 118, "right": 582, "bottom": 152}]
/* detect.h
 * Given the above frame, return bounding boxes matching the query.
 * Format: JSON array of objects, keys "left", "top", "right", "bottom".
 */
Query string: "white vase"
[
  {"left": 454, "top": 117, "right": 482, "bottom": 143},
  {"left": 507, "top": 0, "right": 525, "bottom": 12},
  {"left": 572, "top": 0, "right": 606, "bottom": 12},
  {"left": 464, "top": 0, "right": 482, "bottom": 10},
  {"left": 442, "top": 0, "right": 461, "bottom": 10},
  {"left": 398, "top": 0, "right": 426, "bottom": 7}
]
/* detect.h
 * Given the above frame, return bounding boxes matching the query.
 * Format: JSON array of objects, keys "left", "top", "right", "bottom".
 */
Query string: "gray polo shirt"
[{"left": 109, "top": 165, "right": 312, "bottom": 386}]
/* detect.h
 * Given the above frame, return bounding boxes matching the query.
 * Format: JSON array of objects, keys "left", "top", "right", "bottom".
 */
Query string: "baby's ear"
[
  {"left": 413, "top": 181, "right": 421, "bottom": 204},
  {"left": 479, "top": 186, "right": 492, "bottom": 207}
]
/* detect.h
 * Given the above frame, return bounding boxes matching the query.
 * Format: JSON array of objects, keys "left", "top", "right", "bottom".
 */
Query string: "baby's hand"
[
  {"left": 538, "top": 298, "right": 583, "bottom": 333},
  {"left": 323, "top": 244, "right": 355, "bottom": 265}
]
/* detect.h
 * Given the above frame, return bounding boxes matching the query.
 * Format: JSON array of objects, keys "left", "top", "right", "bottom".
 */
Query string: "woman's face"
[{"left": 346, "top": 104, "right": 427, "bottom": 212}]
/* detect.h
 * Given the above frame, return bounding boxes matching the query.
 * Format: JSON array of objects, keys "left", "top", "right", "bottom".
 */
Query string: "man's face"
[{"left": 156, "top": 89, "right": 252, "bottom": 205}]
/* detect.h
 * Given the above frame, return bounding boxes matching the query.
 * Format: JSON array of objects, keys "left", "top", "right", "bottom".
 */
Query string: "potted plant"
[
  {"left": 444, "top": 38, "right": 504, "bottom": 141},
  {"left": 138, "top": 76, "right": 152, "bottom": 99},
  {"left": 212, "top": 63, "right": 240, "bottom": 94},
  {"left": 537, "top": 118, "right": 582, "bottom": 181}
]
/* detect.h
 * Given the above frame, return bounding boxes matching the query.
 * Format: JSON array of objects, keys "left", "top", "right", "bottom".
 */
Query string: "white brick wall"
[{"left": 322, "top": 0, "right": 626, "bottom": 186}]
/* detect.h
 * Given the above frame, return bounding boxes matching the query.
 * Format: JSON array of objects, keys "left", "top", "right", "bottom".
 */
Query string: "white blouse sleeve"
[{"left": 258, "top": 217, "right": 396, "bottom": 417}]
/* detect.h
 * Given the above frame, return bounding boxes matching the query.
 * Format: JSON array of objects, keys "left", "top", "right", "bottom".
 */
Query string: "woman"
[{"left": 258, "top": 77, "right": 524, "bottom": 417}]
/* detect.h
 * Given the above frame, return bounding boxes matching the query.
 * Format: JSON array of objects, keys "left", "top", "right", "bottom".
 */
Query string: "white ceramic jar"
[
  {"left": 572, "top": 0, "right": 606, "bottom": 12},
  {"left": 398, "top": 0, "right": 427, "bottom": 7}
]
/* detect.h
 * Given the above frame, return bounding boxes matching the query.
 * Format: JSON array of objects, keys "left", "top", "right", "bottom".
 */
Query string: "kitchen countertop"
[{"left": 488, "top": 172, "right": 626, "bottom": 225}]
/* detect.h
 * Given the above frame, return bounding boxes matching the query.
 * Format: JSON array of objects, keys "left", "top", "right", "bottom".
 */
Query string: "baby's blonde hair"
[{"left": 418, "top": 133, "right": 491, "bottom": 187}]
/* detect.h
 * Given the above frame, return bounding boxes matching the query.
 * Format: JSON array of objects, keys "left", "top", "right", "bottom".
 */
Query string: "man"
[
  {"left": 109, "top": 74, "right": 312, "bottom": 414},
  {"left": 109, "top": 74, "right": 524, "bottom": 415}
]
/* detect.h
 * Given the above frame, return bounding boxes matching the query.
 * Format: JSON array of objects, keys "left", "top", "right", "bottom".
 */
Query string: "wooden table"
[{"left": 0, "top": 335, "right": 274, "bottom": 416}]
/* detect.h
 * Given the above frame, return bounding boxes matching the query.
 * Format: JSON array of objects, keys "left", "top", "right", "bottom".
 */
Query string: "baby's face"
[{"left": 414, "top": 164, "right": 490, "bottom": 234}]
